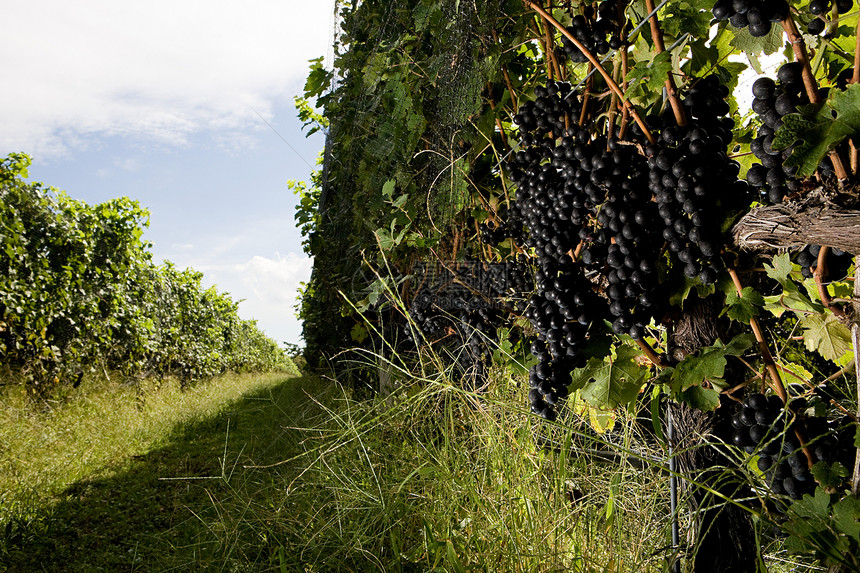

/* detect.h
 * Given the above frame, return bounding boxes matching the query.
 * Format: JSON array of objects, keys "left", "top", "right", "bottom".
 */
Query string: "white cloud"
[
  {"left": 0, "top": 0, "right": 335, "bottom": 156},
  {"left": 194, "top": 252, "right": 313, "bottom": 345}
]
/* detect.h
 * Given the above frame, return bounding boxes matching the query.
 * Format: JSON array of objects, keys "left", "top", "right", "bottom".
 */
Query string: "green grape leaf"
[
  {"left": 811, "top": 461, "right": 850, "bottom": 488},
  {"left": 773, "top": 84, "right": 860, "bottom": 176},
  {"left": 729, "top": 22, "right": 784, "bottom": 56},
  {"left": 570, "top": 345, "right": 648, "bottom": 409},
  {"left": 669, "top": 334, "right": 755, "bottom": 393},
  {"left": 787, "top": 486, "right": 832, "bottom": 522},
  {"left": 783, "top": 489, "right": 845, "bottom": 562},
  {"left": 765, "top": 252, "right": 794, "bottom": 285},
  {"left": 678, "top": 384, "right": 721, "bottom": 411},
  {"left": 833, "top": 496, "right": 860, "bottom": 540},
  {"left": 625, "top": 51, "right": 673, "bottom": 95},
  {"left": 659, "top": 0, "right": 713, "bottom": 41},
  {"left": 669, "top": 274, "right": 718, "bottom": 308},
  {"left": 777, "top": 360, "right": 813, "bottom": 386},
  {"left": 723, "top": 286, "right": 764, "bottom": 322},
  {"left": 762, "top": 254, "right": 824, "bottom": 316},
  {"left": 800, "top": 313, "right": 853, "bottom": 364}
]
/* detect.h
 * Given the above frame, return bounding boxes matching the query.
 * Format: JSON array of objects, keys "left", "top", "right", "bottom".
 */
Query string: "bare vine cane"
[
  {"left": 523, "top": 0, "right": 658, "bottom": 145},
  {"left": 728, "top": 268, "right": 818, "bottom": 467},
  {"left": 814, "top": 246, "right": 847, "bottom": 318},
  {"left": 781, "top": 16, "right": 850, "bottom": 181},
  {"left": 727, "top": 268, "right": 788, "bottom": 402},
  {"left": 642, "top": 0, "right": 687, "bottom": 126}
]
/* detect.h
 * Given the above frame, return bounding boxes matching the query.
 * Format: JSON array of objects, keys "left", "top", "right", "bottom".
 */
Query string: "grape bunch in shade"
[
  {"left": 711, "top": 0, "right": 788, "bottom": 37},
  {"left": 645, "top": 75, "right": 751, "bottom": 284},
  {"left": 806, "top": 0, "right": 854, "bottom": 35},
  {"left": 404, "top": 261, "right": 530, "bottom": 388},
  {"left": 561, "top": 0, "right": 627, "bottom": 63},
  {"left": 730, "top": 392, "right": 858, "bottom": 500}
]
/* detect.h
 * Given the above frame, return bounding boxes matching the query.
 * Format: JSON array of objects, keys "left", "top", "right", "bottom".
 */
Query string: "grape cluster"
[
  {"left": 745, "top": 63, "right": 812, "bottom": 204},
  {"left": 405, "top": 261, "right": 530, "bottom": 388},
  {"left": 711, "top": 0, "right": 788, "bottom": 37},
  {"left": 479, "top": 219, "right": 507, "bottom": 246},
  {"left": 730, "top": 392, "right": 858, "bottom": 499},
  {"left": 806, "top": 0, "right": 853, "bottom": 35},
  {"left": 747, "top": 64, "right": 859, "bottom": 202},
  {"left": 561, "top": 0, "right": 627, "bottom": 63},
  {"left": 498, "top": 75, "right": 749, "bottom": 419},
  {"left": 647, "top": 76, "right": 750, "bottom": 283}
]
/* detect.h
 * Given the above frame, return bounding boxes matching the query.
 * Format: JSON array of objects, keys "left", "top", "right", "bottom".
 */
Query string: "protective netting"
[{"left": 304, "top": 0, "right": 514, "bottom": 365}]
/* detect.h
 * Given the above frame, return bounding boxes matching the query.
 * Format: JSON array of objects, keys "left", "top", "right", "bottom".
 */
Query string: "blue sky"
[{"left": 0, "top": 0, "right": 336, "bottom": 346}]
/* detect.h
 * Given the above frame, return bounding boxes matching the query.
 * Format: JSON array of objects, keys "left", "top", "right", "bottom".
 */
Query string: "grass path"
[{"left": 0, "top": 372, "right": 324, "bottom": 572}]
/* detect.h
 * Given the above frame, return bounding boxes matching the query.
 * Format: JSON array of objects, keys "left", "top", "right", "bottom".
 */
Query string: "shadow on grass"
[{"left": 1, "top": 375, "right": 327, "bottom": 573}]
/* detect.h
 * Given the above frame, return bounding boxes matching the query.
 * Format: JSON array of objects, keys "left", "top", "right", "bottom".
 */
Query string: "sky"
[{"left": 0, "top": 0, "right": 337, "bottom": 346}]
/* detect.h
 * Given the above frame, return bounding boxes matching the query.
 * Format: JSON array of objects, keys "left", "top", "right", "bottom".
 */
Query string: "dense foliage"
[
  {"left": 0, "top": 153, "right": 292, "bottom": 391},
  {"left": 300, "top": 0, "right": 860, "bottom": 569}
]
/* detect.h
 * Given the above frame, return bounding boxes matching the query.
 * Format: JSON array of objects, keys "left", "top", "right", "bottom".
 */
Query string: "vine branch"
[
  {"left": 523, "top": 0, "right": 657, "bottom": 145},
  {"left": 728, "top": 268, "right": 788, "bottom": 403},
  {"left": 643, "top": 0, "right": 687, "bottom": 126}
]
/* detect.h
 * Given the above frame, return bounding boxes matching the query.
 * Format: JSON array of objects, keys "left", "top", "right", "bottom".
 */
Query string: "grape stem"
[
  {"left": 523, "top": 1, "right": 657, "bottom": 145},
  {"left": 729, "top": 267, "right": 817, "bottom": 468},
  {"left": 781, "top": 16, "right": 850, "bottom": 181},
  {"left": 540, "top": 5, "right": 563, "bottom": 80},
  {"left": 813, "top": 246, "right": 847, "bottom": 318},
  {"left": 579, "top": 65, "right": 594, "bottom": 127},
  {"left": 608, "top": 58, "right": 620, "bottom": 145},
  {"left": 619, "top": 47, "right": 631, "bottom": 138},
  {"left": 851, "top": 18, "right": 860, "bottom": 178},
  {"left": 530, "top": 19, "right": 556, "bottom": 80},
  {"left": 854, "top": 15, "right": 860, "bottom": 85},
  {"left": 727, "top": 268, "right": 788, "bottom": 403},
  {"left": 642, "top": 0, "right": 687, "bottom": 126},
  {"left": 492, "top": 29, "right": 520, "bottom": 110},
  {"left": 636, "top": 338, "right": 669, "bottom": 368}
]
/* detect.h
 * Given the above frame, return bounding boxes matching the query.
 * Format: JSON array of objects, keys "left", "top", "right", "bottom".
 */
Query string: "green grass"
[
  {"left": 0, "top": 365, "right": 676, "bottom": 572},
  {"left": 0, "top": 372, "right": 329, "bottom": 571},
  {"left": 0, "top": 362, "right": 821, "bottom": 572}
]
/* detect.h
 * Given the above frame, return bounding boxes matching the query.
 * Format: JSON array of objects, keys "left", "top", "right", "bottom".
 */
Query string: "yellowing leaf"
[{"left": 801, "top": 313, "right": 853, "bottom": 364}]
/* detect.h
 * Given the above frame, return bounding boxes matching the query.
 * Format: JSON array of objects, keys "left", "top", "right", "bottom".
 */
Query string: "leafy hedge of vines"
[{"left": 1, "top": 153, "right": 293, "bottom": 392}]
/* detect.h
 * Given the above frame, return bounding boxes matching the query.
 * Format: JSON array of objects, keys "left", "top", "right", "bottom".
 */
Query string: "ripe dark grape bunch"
[
  {"left": 479, "top": 219, "right": 507, "bottom": 246},
  {"left": 745, "top": 63, "right": 811, "bottom": 205},
  {"left": 711, "top": 0, "right": 789, "bottom": 37},
  {"left": 646, "top": 75, "right": 751, "bottom": 284},
  {"left": 561, "top": 0, "right": 627, "bottom": 63},
  {"left": 746, "top": 64, "right": 856, "bottom": 204},
  {"left": 730, "top": 392, "right": 858, "bottom": 500},
  {"left": 806, "top": 0, "right": 854, "bottom": 35},
  {"left": 500, "top": 74, "right": 750, "bottom": 419}
]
